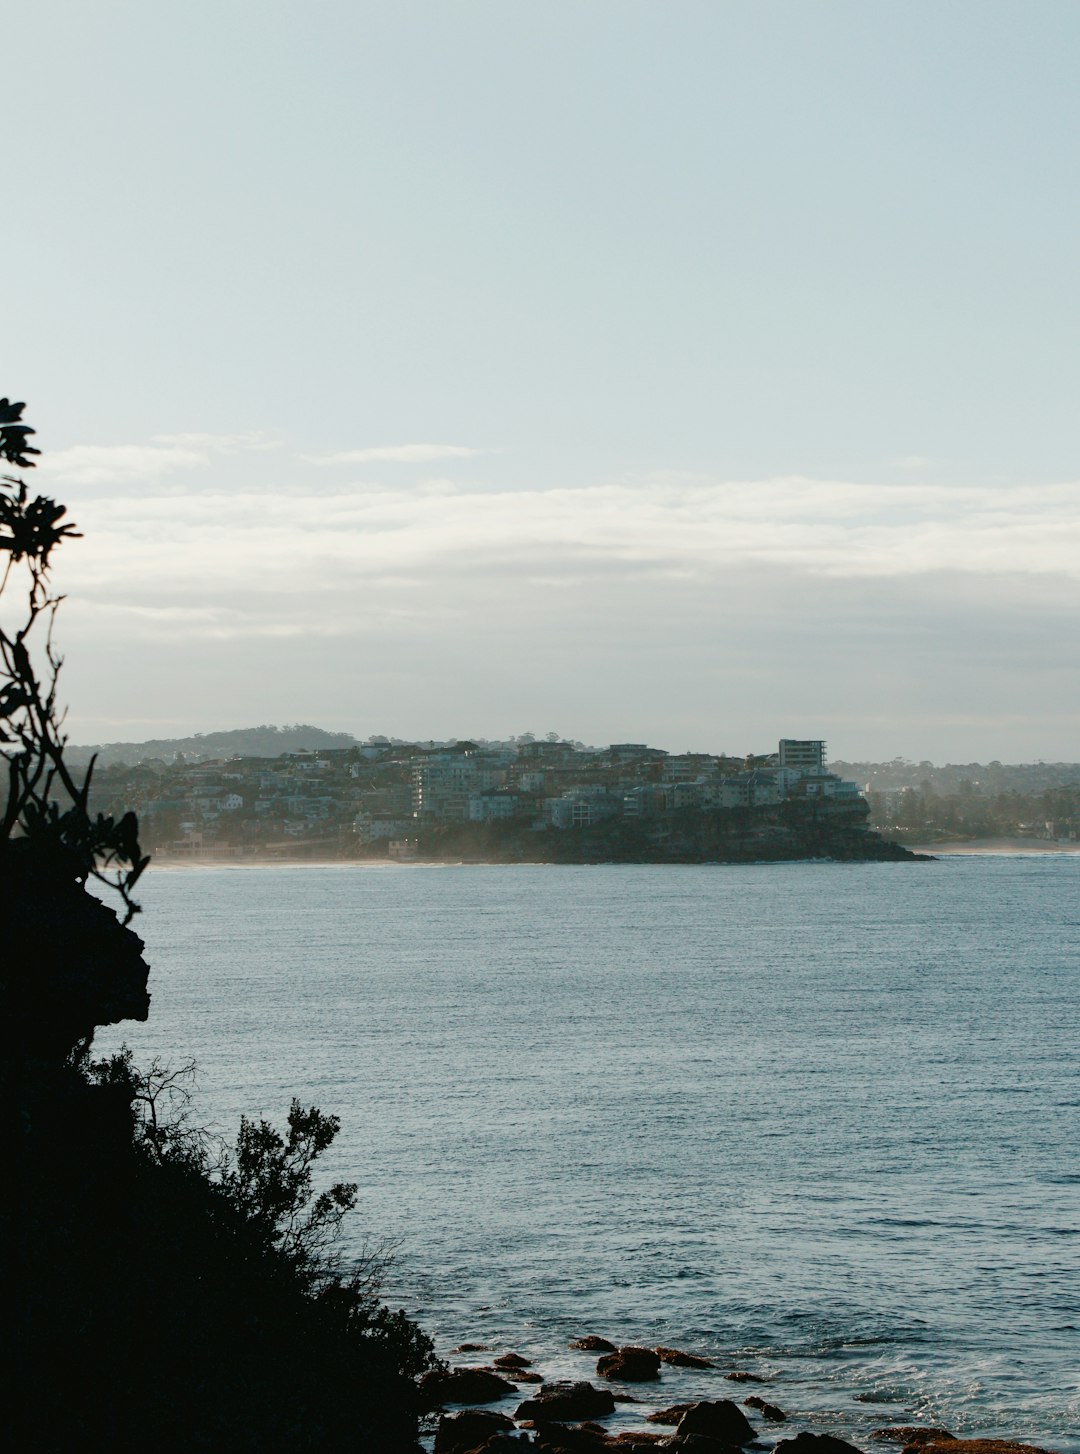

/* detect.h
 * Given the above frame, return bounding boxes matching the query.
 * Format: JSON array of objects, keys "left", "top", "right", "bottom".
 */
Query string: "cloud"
[
  {"left": 50, "top": 467, "right": 1080, "bottom": 757},
  {"left": 37, "top": 443, "right": 207, "bottom": 487},
  {"left": 303, "top": 444, "right": 483, "bottom": 465},
  {"left": 152, "top": 431, "right": 283, "bottom": 453},
  {"left": 52, "top": 473, "right": 1080, "bottom": 642}
]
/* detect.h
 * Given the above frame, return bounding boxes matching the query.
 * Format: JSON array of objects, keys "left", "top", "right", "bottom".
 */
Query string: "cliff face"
[
  {"left": 406, "top": 802, "right": 924, "bottom": 864},
  {"left": 1, "top": 839, "right": 150, "bottom": 1062}
]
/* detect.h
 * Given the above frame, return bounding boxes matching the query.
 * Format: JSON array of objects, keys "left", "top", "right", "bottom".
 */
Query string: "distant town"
[
  {"left": 75, "top": 727, "right": 1079, "bottom": 862},
  {"left": 77, "top": 732, "right": 888, "bottom": 863}
]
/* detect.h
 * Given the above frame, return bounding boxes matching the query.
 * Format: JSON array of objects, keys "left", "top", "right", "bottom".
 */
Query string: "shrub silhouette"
[{"left": 4, "top": 401, "right": 436, "bottom": 1451}]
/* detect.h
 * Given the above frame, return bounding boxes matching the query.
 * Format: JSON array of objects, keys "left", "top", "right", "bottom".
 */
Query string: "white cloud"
[
  {"left": 49, "top": 467, "right": 1080, "bottom": 758},
  {"left": 152, "top": 431, "right": 283, "bottom": 453},
  {"left": 303, "top": 444, "right": 484, "bottom": 465},
  {"left": 51, "top": 473, "right": 1080, "bottom": 644},
  {"left": 37, "top": 443, "right": 207, "bottom": 487}
]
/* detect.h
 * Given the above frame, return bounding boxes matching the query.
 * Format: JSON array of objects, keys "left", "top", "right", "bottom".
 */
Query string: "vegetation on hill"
[
  {"left": 3, "top": 400, "right": 436, "bottom": 1450},
  {"left": 65, "top": 721, "right": 360, "bottom": 767}
]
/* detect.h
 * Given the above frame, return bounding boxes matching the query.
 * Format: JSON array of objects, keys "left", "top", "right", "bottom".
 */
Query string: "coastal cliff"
[{"left": 378, "top": 800, "right": 926, "bottom": 865}]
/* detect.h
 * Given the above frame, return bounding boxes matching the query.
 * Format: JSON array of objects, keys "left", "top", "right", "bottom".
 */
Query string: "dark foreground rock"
[
  {"left": 597, "top": 1347, "right": 662, "bottom": 1381},
  {"left": 672, "top": 1399, "right": 757, "bottom": 1446},
  {"left": 646, "top": 1404, "right": 696, "bottom": 1425},
  {"left": 871, "top": 1433, "right": 956, "bottom": 1446},
  {"left": 515, "top": 1382, "right": 618, "bottom": 1423},
  {"left": 422, "top": 1367, "right": 520, "bottom": 1405},
  {"left": 774, "top": 1435, "right": 866, "bottom": 1454},
  {"left": 900, "top": 1443, "right": 1055, "bottom": 1454},
  {"left": 436, "top": 1409, "right": 517, "bottom": 1452}
]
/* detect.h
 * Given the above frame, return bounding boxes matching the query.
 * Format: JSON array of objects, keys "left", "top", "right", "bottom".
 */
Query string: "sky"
[{"left": 6, "top": 0, "right": 1080, "bottom": 761}]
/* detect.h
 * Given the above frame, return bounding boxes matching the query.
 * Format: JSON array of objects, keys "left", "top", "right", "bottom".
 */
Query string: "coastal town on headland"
[{"left": 64, "top": 727, "right": 1060, "bottom": 866}]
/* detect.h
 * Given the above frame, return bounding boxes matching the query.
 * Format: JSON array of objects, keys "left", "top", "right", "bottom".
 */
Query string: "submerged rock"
[
  {"left": 871, "top": 1433, "right": 956, "bottom": 1446},
  {"left": 723, "top": 1371, "right": 766, "bottom": 1384},
  {"left": 656, "top": 1347, "right": 716, "bottom": 1369},
  {"left": 743, "top": 1394, "right": 787, "bottom": 1422}
]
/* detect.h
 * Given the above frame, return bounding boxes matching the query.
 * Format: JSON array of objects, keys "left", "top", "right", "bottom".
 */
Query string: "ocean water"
[{"left": 97, "top": 857, "right": 1080, "bottom": 1450}]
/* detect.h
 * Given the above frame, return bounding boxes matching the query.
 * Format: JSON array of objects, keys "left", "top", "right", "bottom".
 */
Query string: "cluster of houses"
[
  {"left": 93, "top": 736, "right": 862, "bottom": 858},
  {"left": 381, "top": 737, "right": 859, "bottom": 843}
]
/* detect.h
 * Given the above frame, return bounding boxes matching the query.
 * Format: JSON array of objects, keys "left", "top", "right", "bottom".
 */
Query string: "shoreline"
[
  {"left": 143, "top": 853, "right": 933, "bottom": 870},
  {"left": 908, "top": 836, "right": 1080, "bottom": 855}
]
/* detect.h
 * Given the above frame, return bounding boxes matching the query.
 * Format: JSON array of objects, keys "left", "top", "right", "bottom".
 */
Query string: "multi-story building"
[{"left": 778, "top": 739, "right": 827, "bottom": 773}]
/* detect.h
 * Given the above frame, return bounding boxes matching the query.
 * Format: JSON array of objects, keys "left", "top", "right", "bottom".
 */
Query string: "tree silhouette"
[{"left": 0, "top": 398, "right": 148, "bottom": 923}]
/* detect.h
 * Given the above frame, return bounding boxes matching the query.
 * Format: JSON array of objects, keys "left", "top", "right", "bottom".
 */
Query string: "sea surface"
[{"left": 97, "top": 857, "right": 1079, "bottom": 1450}]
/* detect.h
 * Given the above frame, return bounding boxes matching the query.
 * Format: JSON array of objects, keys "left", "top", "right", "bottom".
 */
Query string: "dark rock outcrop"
[
  {"left": 495, "top": 1353, "right": 533, "bottom": 1369},
  {"left": 871, "top": 1433, "right": 956, "bottom": 1446},
  {"left": 774, "top": 1435, "right": 866, "bottom": 1454},
  {"left": 656, "top": 1346, "right": 716, "bottom": 1368},
  {"left": 671, "top": 1399, "right": 757, "bottom": 1446},
  {"left": 2, "top": 838, "right": 150, "bottom": 1060},
  {"left": 900, "top": 1444, "right": 1054, "bottom": 1454},
  {"left": 646, "top": 1403, "right": 696, "bottom": 1425},
  {"left": 723, "top": 1371, "right": 766, "bottom": 1383},
  {"left": 422, "top": 1367, "right": 520, "bottom": 1405},
  {"left": 743, "top": 1394, "right": 787, "bottom": 1421},
  {"left": 597, "top": 1347, "right": 662, "bottom": 1382},
  {"left": 466, "top": 1436, "right": 535, "bottom": 1453},
  {"left": 515, "top": 1382, "right": 617, "bottom": 1423},
  {"left": 571, "top": 1336, "right": 618, "bottom": 1352},
  {"left": 435, "top": 1409, "right": 517, "bottom": 1453}
]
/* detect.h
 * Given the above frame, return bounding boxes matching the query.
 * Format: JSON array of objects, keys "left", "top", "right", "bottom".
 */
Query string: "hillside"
[{"left": 66, "top": 723, "right": 359, "bottom": 767}]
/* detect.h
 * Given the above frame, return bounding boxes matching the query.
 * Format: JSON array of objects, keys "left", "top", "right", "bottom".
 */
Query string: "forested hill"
[{"left": 66, "top": 723, "right": 358, "bottom": 767}]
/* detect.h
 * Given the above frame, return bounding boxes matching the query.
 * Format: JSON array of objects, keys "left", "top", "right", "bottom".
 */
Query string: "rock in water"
[
  {"left": 672, "top": 1399, "right": 757, "bottom": 1446},
  {"left": 596, "top": 1347, "right": 662, "bottom": 1382},
  {"left": 773, "top": 1435, "right": 866, "bottom": 1454},
  {"left": 570, "top": 1336, "right": 618, "bottom": 1352},
  {"left": 900, "top": 1443, "right": 1054, "bottom": 1454},
  {"left": 870, "top": 1432, "right": 956, "bottom": 1446},
  {"left": 656, "top": 1346, "right": 716, "bottom": 1368},
  {"left": 514, "top": 1382, "right": 617, "bottom": 1422},
  {"left": 743, "top": 1394, "right": 787, "bottom": 1421},
  {"left": 420, "top": 1368, "right": 520, "bottom": 1405},
  {"left": 434, "top": 1409, "right": 516, "bottom": 1452}
]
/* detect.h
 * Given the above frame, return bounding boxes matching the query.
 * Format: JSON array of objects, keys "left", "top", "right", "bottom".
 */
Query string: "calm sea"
[{"left": 97, "top": 858, "right": 1079, "bottom": 1450}]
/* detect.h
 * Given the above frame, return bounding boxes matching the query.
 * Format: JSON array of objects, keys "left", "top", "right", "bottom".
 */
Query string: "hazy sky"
[{"left": 8, "top": 1, "right": 1080, "bottom": 760}]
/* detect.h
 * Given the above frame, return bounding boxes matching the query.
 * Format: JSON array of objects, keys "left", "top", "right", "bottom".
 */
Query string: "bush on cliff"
[{"left": 3, "top": 400, "right": 436, "bottom": 1450}]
